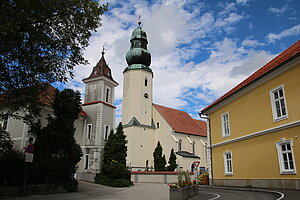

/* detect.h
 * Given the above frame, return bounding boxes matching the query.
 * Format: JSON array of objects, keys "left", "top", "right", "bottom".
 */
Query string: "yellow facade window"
[
  {"left": 270, "top": 85, "right": 288, "bottom": 121},
  {"left": 276, "top": 139, "right": 296, "bottom": 174},
  {"left": 223, "top": 151, "right": 233, "bottom": 175},
  {"left": 221, "top": 112, "right": 230, "bottom": 138}
]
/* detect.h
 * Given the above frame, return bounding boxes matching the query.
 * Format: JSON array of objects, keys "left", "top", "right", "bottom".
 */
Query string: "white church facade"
[
  {"left": 0, "top": 50, "right": 118, "bottom": 182},
  {"left": 122, "top": 22, "right": 208, "bottom": 172}
]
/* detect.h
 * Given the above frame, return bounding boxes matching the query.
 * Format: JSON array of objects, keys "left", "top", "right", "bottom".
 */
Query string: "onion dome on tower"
[{"left": 124, "top": 19, "right": 152, "bottom": 73}]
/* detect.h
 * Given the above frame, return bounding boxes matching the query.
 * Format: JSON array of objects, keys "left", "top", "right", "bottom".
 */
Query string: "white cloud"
[
  {"left": 66, "top": 0, "right": 281, "bottom": 120},
  {"left": 242, "top": 39, "right": 264, "bottom": 47},
  {"left": 267, "top": 24, "right": 300, "bottom": 43},
  {"left": 236, "top": 0, "right": 250, "bottom": 5},
  {"left": 268, "top": 4, "right": 291, "bottom": 16}
]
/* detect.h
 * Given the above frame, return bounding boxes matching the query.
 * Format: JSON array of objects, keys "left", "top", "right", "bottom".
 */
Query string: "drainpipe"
[{"left": 199, "top": 112, "right": 213, "bottom": 186}]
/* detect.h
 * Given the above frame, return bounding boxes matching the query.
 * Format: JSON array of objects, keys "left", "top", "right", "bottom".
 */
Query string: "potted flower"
[{"left": 168, "top": 183, "right": 188, "bottom": 200}]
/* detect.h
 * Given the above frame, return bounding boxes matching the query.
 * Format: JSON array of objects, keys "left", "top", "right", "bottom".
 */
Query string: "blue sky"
[{"left": 59, "top": 0, "right": 300, "bottom": 123}]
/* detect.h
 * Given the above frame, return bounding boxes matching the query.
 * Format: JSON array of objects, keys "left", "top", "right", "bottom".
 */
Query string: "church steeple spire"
[
  {"left": 83, "top": 47, "right": 117, "bottom": 84},
  {"left": 124, "top": 18, "right": 152, "bottom": 73}
]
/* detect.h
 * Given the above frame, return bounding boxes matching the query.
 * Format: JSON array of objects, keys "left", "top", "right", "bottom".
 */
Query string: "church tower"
[
  {"left": 79, "top": 49, "right": 118, "bottom": 177},
  {"left": 122, "top": 20, "right": 154, "bottom": 127}
]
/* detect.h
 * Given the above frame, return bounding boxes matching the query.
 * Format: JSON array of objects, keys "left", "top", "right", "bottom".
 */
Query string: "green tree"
[
  {"left": 0, "top": 126, "right": 13, "bottom": 153},
  {"left": 153, "top": 141, "right": 166, "bottom": 171},
  {"left": 32, "top": 89, "right": 82, "bottom": 190},
  {"left": 167, "top": 148, "right": 177, "bottom": 172},
  {"left": 0, "top": 0, "right": 108, "bottom": 122},
  {"left": 96, "top": 123, "right": 132, "bottom": 187}
]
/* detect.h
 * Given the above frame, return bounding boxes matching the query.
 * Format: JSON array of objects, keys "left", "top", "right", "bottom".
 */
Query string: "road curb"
[{"left": 198, "top": 185, "right": 284, "bottom": 199}]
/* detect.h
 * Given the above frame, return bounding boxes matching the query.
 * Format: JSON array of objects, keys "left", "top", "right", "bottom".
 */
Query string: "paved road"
[
  {"left": 4, "top": 181, "right": 300, "bottom": 200},
  {"left": 192, "top": 188, "right": 280, "bottom": 200}
]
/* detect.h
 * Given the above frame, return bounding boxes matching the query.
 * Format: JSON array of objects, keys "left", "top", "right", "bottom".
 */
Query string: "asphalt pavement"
[{"left": 3, "top": 181, "right": 300, "bottom": 200}]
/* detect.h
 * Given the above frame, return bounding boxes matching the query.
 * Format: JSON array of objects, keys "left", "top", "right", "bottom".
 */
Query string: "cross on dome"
[{"left": 138, "top": 14, "right": 142, "bottom": 26}]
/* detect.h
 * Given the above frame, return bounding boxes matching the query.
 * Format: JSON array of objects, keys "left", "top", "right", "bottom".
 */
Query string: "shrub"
[
  {"left": 62, "top": 178, "right": 78, "bottom": 192},
  {"left": 95, "top": 174, "right": 133, "bottom": 187},
  {"left": 0, "top": 150, "right": 25, "bottom": 186}
]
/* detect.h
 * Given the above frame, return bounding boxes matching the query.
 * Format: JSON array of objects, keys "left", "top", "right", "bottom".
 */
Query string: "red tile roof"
[
  {"left": 38, "top": 85, "right": 57, "bottom": 106},
  {"left": 153, "top": 104, "right": 207, "bottom": 137},
  {"left": 39, "top": 85, "right": 87, "bottom": 117},
  {"left": 202, "top": 40, "right": 300, "bottom": 113}
]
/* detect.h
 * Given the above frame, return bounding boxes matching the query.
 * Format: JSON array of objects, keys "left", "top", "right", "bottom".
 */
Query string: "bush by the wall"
[{"left": 95, "top": 173, "right": 133, "bottom": 187}]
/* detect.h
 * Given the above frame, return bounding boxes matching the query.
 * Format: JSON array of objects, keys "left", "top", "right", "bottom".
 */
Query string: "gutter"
[{"left": 199, "top": 112, "right": 213, "bottom": 186}]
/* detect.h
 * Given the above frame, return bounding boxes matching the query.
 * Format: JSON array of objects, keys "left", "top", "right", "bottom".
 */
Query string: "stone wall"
[{"left": 131, "top": 171, "right": 194, "bottom": 184}]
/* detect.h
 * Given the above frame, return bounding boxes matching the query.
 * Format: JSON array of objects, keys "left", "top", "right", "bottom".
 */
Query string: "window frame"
[
  {"left": 276, "top": 139, "right": 296, "bottom": 174},
  {"left": 270, "top": 85, "right": 288, "bottom": 122},
  {"left": 223, "top": 151, "right": 233, "bottom": 175},
  {"left": 86, "top": 124, "right": 92, "bottom": 139},
  {"left": 221, "top": 112, "right": 230, "bottom": 138},
  {"left": 83, "top": 154, "right": 90, "bottom": 170},
  {"left": 104, "top": 124, "right": 110, "bottom": 140},
  {"left": 178, "top": 139, "right": 182, "bottom": 152},
  {"left": 0, "top": 114, "right": 9, "bottom": 131},
  {"left": 105, "top": 87, "right": 110, "bottom": 103}
]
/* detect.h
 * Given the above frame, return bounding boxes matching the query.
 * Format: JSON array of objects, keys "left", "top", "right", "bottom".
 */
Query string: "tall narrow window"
[
  {"left": 0, "top": 114, "right": 8, "bottom": 130},
  {"left": 221, "top": 112, "right": 230, "bottom": 137},
  {"left": 178, "top": 139, "right": 182, "bottom": 152},
  {"left": 270, "top": 85, "right": 288, "bottom": 121},
  {"left": 192, "top": 141, "right": 196, "bottom": 154},
  {"left": 105, "top": 88, "right": 110, "bottom": 103},
  {"left": 156, "top": 122, "right": 160, "bottom": 129},
  {"left": 104, "top": 125, "right": 110, "bottom": 140},
  {"left": 224, "top": 151, "right": 233, "bottom": 175},
  {"left": 86, "top": 124, "right": 92, "bottom": 139},
  {"left": 145, "top": 78, "right": 148, "bottom": 86},
  {"left": 84, "top": 154, "right": 90, "bottom": 170},
  {"left": 276, "top": 139, "right": 296, "bottom": 174}
]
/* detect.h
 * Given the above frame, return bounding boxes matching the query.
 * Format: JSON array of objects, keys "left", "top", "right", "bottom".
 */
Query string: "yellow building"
[{"left": 201, "top": 40, "right": 300, "bottom": 190}]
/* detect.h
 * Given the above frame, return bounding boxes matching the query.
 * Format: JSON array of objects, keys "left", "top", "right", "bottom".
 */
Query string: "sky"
[{"left": 56, "top": 0, "right": 300, "bottom": 124}]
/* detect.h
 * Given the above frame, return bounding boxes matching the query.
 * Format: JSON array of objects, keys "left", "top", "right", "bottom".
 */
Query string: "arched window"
[
  {"left": 178, "top": 139, "right": 182, "bottom": 152},
  {"left": 192, "top": 141, "right": 196, "bottom": 154}
]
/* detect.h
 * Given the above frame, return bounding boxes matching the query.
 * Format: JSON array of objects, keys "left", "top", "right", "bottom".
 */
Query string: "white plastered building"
[{"left": 122, "top": 23, "right": 208, "bottom": 172}]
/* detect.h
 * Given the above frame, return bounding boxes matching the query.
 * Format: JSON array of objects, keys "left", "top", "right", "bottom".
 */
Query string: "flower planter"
[
  {"left": 169, "top": 187, "right": 188, "bottom": 200},
  {"left": 187, "top": 186, "right": 195, "bottom": 198}
]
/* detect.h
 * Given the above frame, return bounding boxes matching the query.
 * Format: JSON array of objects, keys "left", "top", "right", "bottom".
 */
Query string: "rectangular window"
[
  {"left": 105, "top": 88, "right": 110, "bottom": 103},
  {"left": 276, "top": 139, "right": 296, "bottom": 174},
  {"left": 145, "top": 78, "right": 148, "bottom": 86},
  {"left": 221, "top": 112, "right": 230, "bottom": 137},
  {"left": 156, "top": 122, "right": 159, "bottom": 129},
  {"left": 86, "top": 124, "right": 92, "bottom": 139},
  {"left": 270, "top": 85, "right": 288, "bottom": 121},
  {"left": 104, "top": 125, "right": 110, "bottom": 140},
  {"left": 84, "top": 154, "right": 90, "bottom": 170},
  {"left": 0, "top": 114, "right": 8, "bottom": 131},
  {"left": 224, "top": 151, "right": 233, "bottom": 175}
]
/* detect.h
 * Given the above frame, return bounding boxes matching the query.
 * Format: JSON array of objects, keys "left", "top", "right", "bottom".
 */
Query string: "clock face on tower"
[{"left": 144, "top": 93, "right": 149, "bottom": 99}]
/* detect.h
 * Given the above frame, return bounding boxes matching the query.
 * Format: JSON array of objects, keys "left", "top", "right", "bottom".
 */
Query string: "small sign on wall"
[{"left": 25, "top": 153, "right": 33, "bottom": 163}]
